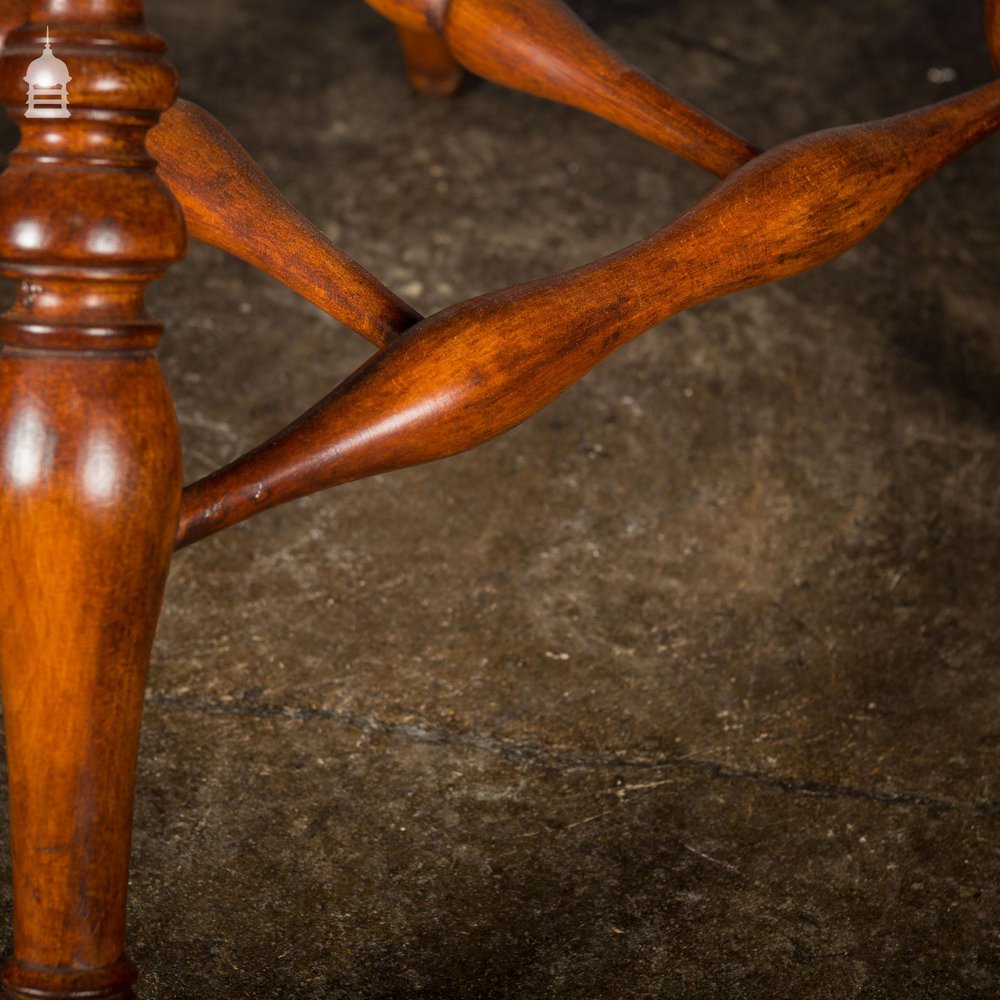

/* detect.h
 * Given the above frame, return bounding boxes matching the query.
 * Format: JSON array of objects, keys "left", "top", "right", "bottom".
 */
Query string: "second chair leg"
[{"left": 395, "top": 24, "right": 463, "bottom": 96}]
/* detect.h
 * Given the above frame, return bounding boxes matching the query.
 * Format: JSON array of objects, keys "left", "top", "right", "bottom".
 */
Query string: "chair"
[{"left": 0, "top": 0, "right": 997, "bottom": 995}]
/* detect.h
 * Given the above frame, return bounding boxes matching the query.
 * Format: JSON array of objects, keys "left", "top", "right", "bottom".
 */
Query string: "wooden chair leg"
[
  {"left": 0, "top": 357, "right": 181, "bottom": 1000},
  {"left": 363, "top": 0, "right": 757, "bottom": 175},
  {"left": 0, "top": 5, "right": 185, "bottom": 998},
  {"left": 395, "top": 24, "right": 463, "bottom": 96}
]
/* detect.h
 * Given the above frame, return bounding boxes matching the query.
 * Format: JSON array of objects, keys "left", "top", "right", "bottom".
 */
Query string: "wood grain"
[
  {"left": 177, "top": 82, "right": 1000, "bottom": 548},
  {"left": 363, "top": 0, "right": 757, "bottom": 177},
  {"left": 0, "top": 4, "right": 185, "bottom": 997},
  {"left": 148, "top": 99, "right": 422, "bottom": 348}
]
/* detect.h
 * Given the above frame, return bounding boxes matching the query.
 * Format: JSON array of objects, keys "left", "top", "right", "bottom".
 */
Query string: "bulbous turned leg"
[
  {"left": 0, "top": 4, "right": 186, "bottom": 996},
  {"left": 396, "top": 24, "right": 463, "bottom": 95},
  {"left": 0, "top": 357, "right": 181, "bottom": 1000}
]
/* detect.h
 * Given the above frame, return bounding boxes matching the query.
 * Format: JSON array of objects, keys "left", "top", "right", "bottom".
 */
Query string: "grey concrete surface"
[{"left": 0, "top": 0, "right": 998, "bottom": 996}]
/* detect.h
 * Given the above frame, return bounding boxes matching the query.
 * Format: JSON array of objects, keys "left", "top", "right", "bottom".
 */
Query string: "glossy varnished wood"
[
  {"left": 176, "top": 82, "right": 1000, "bottom": 548},
  {"left": 0, "top": 2, "right": 184, "bottom": 997},
  {"left": 0, "top": 0, "right": 996, "bottom": 991},
  {"left": 363, "top": 0, "right": 757, "bottom": 177},
  {"left": 0, "top": 358, "right": 180, "bottom": 1000},
  {"left": 147, "top": 99, "right": 421, "bottom": 348}
]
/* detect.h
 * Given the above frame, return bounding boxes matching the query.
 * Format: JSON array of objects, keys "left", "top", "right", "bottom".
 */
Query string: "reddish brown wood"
[
  {"left": 0, "top": 359, "right": 180, "bottom": 1000},
  {"left": 0, "top": 2, "right": 27, "bottom": 53},
  {"left": 147, "top": 99, "right": 421, "bottom": 348},
  {"left": 987, "top": 0, "right": 1000, "bottom": 73},
  {"left": 363, "top": 0, "right": 757, "bottom": 177},
  {"left": 0, "top": 2, "right": 185, "bottom": 997},
  {"left": 396, "top": 23, "right": 463, "bottom": 95},
  {"left": 176, "top": 81, "right": 1000, "bottom": 549}
]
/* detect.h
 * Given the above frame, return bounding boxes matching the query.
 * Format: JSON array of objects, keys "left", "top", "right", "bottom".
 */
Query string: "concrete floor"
[{"left": 1, "top": 0, "right": 999, "bottom": 996}]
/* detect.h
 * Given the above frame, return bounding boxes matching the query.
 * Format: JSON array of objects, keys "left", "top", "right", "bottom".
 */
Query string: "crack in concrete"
[{"left": 144, "top": 690, "right": 999, "bottom": 818}]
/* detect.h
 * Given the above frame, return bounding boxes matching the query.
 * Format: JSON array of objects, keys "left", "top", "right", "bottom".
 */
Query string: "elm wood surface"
[
  {"left": 0, "top": 1, "right": 184, "bottom": 997},
  {"left": 147, "top": 99, "right": 421, "bottom": 349},
  {"left": 175, "top": 81, "right": 1000, "bottom": 549},
  {"left": 396, "top": 24, "right": 464, "bottom": 95},
  {"left": 363, "top": 0, "right": 757, "bottom": 177}
]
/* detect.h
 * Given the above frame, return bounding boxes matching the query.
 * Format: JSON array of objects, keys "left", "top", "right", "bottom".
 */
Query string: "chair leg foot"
[{"left": 1, "top": 956, "right": 137, "bottom": 999}]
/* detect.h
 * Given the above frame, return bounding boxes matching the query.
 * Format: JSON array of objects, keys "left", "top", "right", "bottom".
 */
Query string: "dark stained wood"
[
  {"left": 0, "top": 3, "right": 185, "bottom": 997},
  {"left": 988, "top": 0, "right": 1000, "bottom": 73},
  {"left": 363, "top": 0, "right": 757, "bottom": 177},
  {"left": 147, "top": 99, "right": 421, "bottom": 348},
  {"left": 176, "top": 81, "right": 1000, "bottom": 549},
  {"left": 396, "top": 23, "right": 463, "bottom": 95}
]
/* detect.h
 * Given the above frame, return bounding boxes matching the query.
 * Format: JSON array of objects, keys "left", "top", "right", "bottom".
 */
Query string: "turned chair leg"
[
  {"left": 0, "top": 5, "right": 186, "bottom": 998},
  {"left": 395, "top": 24, "right": 463, "bottom": 96},
  {"left": 0, "top": 357, "right": 181, "bottom": 1000}
]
